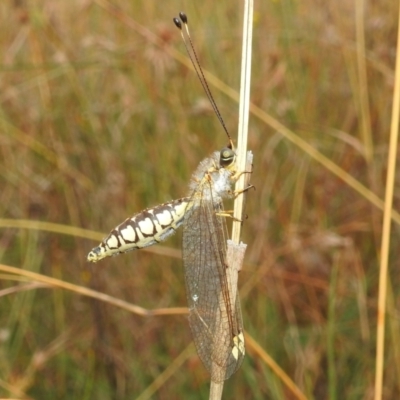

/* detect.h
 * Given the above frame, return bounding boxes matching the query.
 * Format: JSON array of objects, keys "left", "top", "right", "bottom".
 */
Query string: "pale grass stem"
[
  {"left": 0, "top": 264, "right": 188, "bottom": 317},
  {"left": 209, "top": 0, "right": 254, "bottom": 398},
  {"left": 374, "top": 3, "right": 400, "bottom": 399}
]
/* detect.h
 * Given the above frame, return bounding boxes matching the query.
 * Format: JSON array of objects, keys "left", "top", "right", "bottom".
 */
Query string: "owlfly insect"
[{"left": 87, "top": 12, "right": 249, "bottom": 382}]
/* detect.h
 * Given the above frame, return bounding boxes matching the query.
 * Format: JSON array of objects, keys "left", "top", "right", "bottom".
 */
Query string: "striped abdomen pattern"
[{"left": 87, "top": 197, "right": 191, "bottom": 262}]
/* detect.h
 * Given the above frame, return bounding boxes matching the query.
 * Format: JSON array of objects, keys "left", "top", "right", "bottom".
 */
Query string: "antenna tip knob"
[
  {"left": 179, "top": 12, "right": 188, "bottom": 23},
  {"left": 173, "top": 17, "right": 182, "bottom": 29}
]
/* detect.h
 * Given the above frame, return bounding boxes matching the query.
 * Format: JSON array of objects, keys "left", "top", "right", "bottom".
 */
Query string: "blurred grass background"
[{"left": 0, "top": 0, "right": 399, "bottom": 398}]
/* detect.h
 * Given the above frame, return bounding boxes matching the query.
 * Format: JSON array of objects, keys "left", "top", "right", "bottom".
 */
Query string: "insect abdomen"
[{"left": 87, "top": 197, "right": 191, "bottom": 262}]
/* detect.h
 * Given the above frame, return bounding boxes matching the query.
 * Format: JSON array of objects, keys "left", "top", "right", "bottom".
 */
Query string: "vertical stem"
[
  {"left": 209, "top": 382, "right": 224, "bottom": 400},
  {"left": 374, "top": 4, "right": 400, "bottom": 399},
  {"left": 355, "top": 0, "right": 373, "bottom": 162},
  {"left": 327, "top": 255, "right": 339, "bottom": 400},
  {"left": 232, "top": 0, "right": 254, "bottom": 243},
  {"left": 209, "top": 0, "right": 254, "bottom": 399}
]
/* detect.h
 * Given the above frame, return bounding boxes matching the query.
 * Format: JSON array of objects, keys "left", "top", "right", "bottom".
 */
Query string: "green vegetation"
[{"left": 1, "top": 0, "right": 399, "bottom": 398}]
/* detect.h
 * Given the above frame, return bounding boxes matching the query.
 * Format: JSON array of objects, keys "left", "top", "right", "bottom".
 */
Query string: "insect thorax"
[{"left": 188, "top": 149, "right": 237, "bottom": 201}]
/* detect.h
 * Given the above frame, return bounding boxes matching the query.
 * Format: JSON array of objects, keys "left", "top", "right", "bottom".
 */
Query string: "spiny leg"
[
  {"left": 233, "top": 184, "right": 255, "bottom": 198},
  {"left": 216, "top": 210, "right": 242, "bottom": 222}
]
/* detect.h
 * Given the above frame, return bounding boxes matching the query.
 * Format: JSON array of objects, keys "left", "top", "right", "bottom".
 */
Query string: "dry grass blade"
[
  {"left": 245, "top": 333, "right": 307, "bottom": 400},
  {"left": 0, "top": 117, "right": 94, "bottom": 190},
  {"left": 232, "top": 0, "right": 254, "bottom": 241},
  {"left": 355, "top": 0, "right": 373, "bottom": 162},
  {"left": 136, "top": 344, "right": 195, "bottom": 400},
  {"left": 0, "top": 219, "right": 182, "bottom": 258},
  {"left": 374, "top": 3, "right": 400, "bottom": 399},
  {"left": 0, "top": 282, "right": 49, "bottom": 297},
  {"left": 0, "top": 264, "right": 188, "bottom": 317}
]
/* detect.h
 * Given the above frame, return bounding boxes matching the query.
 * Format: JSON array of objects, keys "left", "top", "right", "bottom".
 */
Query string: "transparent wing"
[{"left": 182, "top": 186, "right": 244, "bottom": 382}]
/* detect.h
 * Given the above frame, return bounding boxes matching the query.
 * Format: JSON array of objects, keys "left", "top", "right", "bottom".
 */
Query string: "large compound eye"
[{"left": 219, "top": 147, "right": 235, "bottom": 167}]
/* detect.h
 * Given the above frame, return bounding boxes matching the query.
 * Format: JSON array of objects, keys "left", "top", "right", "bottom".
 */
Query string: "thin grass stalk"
[
  {"left": 136, "top": 344, "right": 195, "bottom": 400},
  {"left": 374, "top": 4, "right": 400, "bottom": 399},
  {"left": 0, "top": 264, "right": 188, "bottom": 317},
  {"left": 355, "top": 0, "right": 373, "bottom": 163},
  {"left": 245, "top": 333, "right": 307, "bottom": 400},
  {"left": 386, "top": 279, "right": 400, "bottom": 393},
  {"left": 0, "top": 219, "right": 182, "bottom": 259},
  {"left": 209, "top": 0, "right": 253, "bottom": 398},
  {"left": 327, "top": 254, "right": 339, "bottom": 400},
  {"left": 232, "top": 0, "right": 253, "bottom": 238}
]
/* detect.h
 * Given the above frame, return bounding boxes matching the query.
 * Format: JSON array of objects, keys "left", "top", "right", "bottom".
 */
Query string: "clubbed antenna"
[{"left": 173, "top": 12, "right": 234, "bottom": 150}]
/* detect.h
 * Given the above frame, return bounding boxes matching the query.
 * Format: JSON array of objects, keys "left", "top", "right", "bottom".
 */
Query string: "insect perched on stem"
[{"left": 88, "top": 12, "right": 248, "bottom": 382}]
